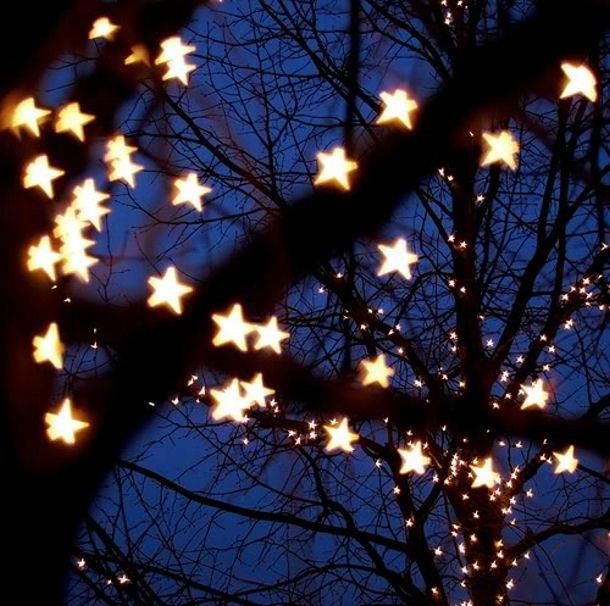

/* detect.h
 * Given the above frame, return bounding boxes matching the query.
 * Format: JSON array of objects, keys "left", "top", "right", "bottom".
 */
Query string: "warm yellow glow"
[
  {"left": 125, "top": 44, "right": 150, "bottom": 66},
  {"left": 71, "top": 179, "right": 109, "bottom": 230},
  {"left": 89, "top": 17, "right": 120, "bottom": 40},
  {"left": 553, "top": 445, "right": 578, "bottom": 474},
  {"left": 481, "top": 131, "right": 519, "bottom": 171},
  {"left": 54, "top": 207, "right": 97, "bottom": 282},
  {"left": 23, "top": 154, "right": 64, "bottom": 198},
  {"left": 520, "top": 378, "right": 549, "bottom": 410},
  {"left": 377, "top": 237, "right": 418, "bottom": 280},
  {"left": 376, "top": 89, "right": 418, "bottom": 129},
  {"left": 324, "top": 417, "right": 359, "bottom": 453},
  {"left": 10, "top": 97, "right": 50, "bottom": 137},
  {"left": 560, "top": 62, "right": 597, "bottom": 102},
  {"left": 55, "top": 102, "right": 95, "bottom": 142},
  {"left": 172, "top": 172, "right": 211, "bottom": 212},
  {"left": 212, "top": 303, "right": 254, "bottom": 352},
  {"left": 210, "top": 378, "right": 250, "bottom": 422},
  {"left": 104, "top": 135, "right": 137, "bottom": 162},
  {"left": 155, "top": 36, "right": 196, "bottom": 85},
  {"left": 470, "top": 457, "right": 501, "bottom": 489},
  {"left": 27, "top": 235, "right": 61, "bottom": 281},
  {"left": 147, "top": 266, "right": 193, "bottom": 314},
  {"left": 398, "top": 441, "right": 430, "bottom": 474},
  {"left": 45, "top": 398, "right": 89, "bottom": 445},
  {"left": 314, "top": 147, "right": 358, "bottom": 191},
  {"left": 240, "top": 373, "right": 274, "bottom": 407},
  {"left": 253, "top": 316, "right": 289, "bottom": 354},
  {"left": 107, "top": 155, "right": 143, "bottom": 187},
  {"left": 32, "top": 322, "right": 64, "bottom": 369},
  {"left": 359, "top": 353, "right": 394, "bottom": 388}
]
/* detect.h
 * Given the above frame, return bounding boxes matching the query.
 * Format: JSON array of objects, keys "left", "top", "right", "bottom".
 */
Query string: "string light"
[
  {"left": 55, "top": 102, "right": 95, "bottom": 142},
  {"left": 377, "top": 237, "right": 418, "bottom": 280},
  {"left": 376, "top": 88, "right": 418, "bottom": 129},
  {"left": 45, "top": 398, "right": 89, "bottom": 444},
  {"left": 23, "top": 154, "right": 64, "bottom": 198},
  {"left": 324, "top": 417, "right": 359, "bottom": 453},
  {"left": 480, "top": 131, "right": 519, "bottom": 170},
  {"left": 314, "top": 147, "right": 358, "bottom": 190},
  {"left": 560, "top": 62, "right": 597, "bottom": 102},
  {"left": 9, "top": 97, "right": 50, "bottom": 136},
  {"left": 32, "top": 322, "right": 64, "bottom": 369},
  {"left": 172, "top": 172, "right": 211, "bottom": 212},
  {"left": 147, "top": 267, "right": 193, "bottom": 314},
  {"left": 359, "top": 353, "right": 394, "bottom": 388}
]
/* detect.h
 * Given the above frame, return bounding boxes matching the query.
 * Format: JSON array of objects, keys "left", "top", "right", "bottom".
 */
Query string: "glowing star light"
[
  {"left": 212, "top": 303, "right": 254, "bottom": 352},
  {"left": 23, "top": 154, "right": 64, "bottom": 198},
  {"left": 10, "top": 97, "right": 50, "bottom": 137},
  {"left": 520, "top": 378, "right": 549, "bottom": 410},
  {"left": 240, "top": 373, "right": 275, "bottom": 407},
  {"left": 147, "top": 266, "right": 193, "bottom": 314},
  {"left": 470, "top": 457, "right": 501, "bottom": 489},
  {"left": 125, "top": 45, "right": 150, "bottom": 66},
  {"left": 324, "top": 417, "right": 359, "bottom": 453},
  {"left": 104, "top": 135, "right": 137, "bottom": 162},
  {"left": 553, "top": 445, "right": 578, "bottom": 474},
  {"left": 33, "top": 322, "right": 64, "bottom": 369},
  {"left": 359, "top": 354, "right": 394, "bottom": 388},
  {"left": 172, "top": 172, "right": 211, "bottom": 212},
  {"left": 54, "top": 207, "right": 98, "bottom": 282},
  {"left": 378, "top": 238, "right": 418, "bottom": 280},
  {"left": 27, "top": 235, "right": 61, "bottom": 281},
  {"left": 45, "top": 398, "right": 89, "bottom": 445},
  {"left": 71, "top": 179, "right": 109, "bottom": 230},
  {"left": 55, "top": 102, "right": 95, "bottom": 142},
  {"left": 376, "top": 89, "right": 418, "bottom": 129},
  {"left": 398, "top": 441, "right": 431, "bottom": 475},
  {"left": 210, "top": 378, "right": 250, "bottom": 422},
  {"left": 89, "top": 17, "right": 120, "bottom": 40},
  {"left": 481, "top": 131, "right": 519, "bottom": 171},
  {"left": 155, "top": 36, "right": 196, "bottom": 85},
  {"left": 314, "top": 147, "right": 358, "bottom": 191},
  {"left": 254, "top": 316, "right": 289, "bottom": 354},
  {"left": 560, "top": 62, "right": 597, "bottom": 102},
  {"left": 107, "top": 154, "right": 143, "bottom": 187}
]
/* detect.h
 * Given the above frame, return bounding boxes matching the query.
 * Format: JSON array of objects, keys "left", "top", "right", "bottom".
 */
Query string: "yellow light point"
[
  {"left": 32, "top": 322, "right": 64, "bottom": 369},
  {"left": 89, "top": 17, "right": 120, "bottom": 41},
  {"left": 398, "top": 441, "right": 431, "bottom": 474},
  {"left": 324, "top": 417, "right": 359, "bottom": 453},
  {"left": 314, "top": 147, "right": 358, "bottom": 191},
  {"left": 147, "top": 266, "right": 193, "bottom": 314},
  {"left": 560, "top": 62, "right": 597, "bottom": 102},
  {"left": 376, "top": 89, "right": 418, "bottom": 129},
  {"left": 240, "top": 373, "right": 275, "bottom": 407},
  {"left": 553, "top": 445, "right": 578, "bottom": 474},
  {"left": 210, "top": 378, "right": 250, "bottom": 422},
  {"left": 45, "top": 398, "right": 89, "bottom": 445},
  {"left": 155, "top": 36, "right": 197, "bottom": 85},
  {"left": 54, "top": 207, "right": 98, "bottom": 282},
  {"left": 172, "top": 172, "right": 212, "bottom": 212},
  {"left": 481, "top": 131, "right": 519, "bottom": 171},
  {"left": 520, "top": 378, "right": 549, "bottom": 410},
  {"left": 211, "top": 303, "right": 254, "bottom": 352},
  {"left": 359, "top": 353, "right": 394, "bottom": 388},
  {"left": 10, "top": 97, "right": 50, "bottom": 137},
  {"left": 470, "top": 457, "right": 501, "bottom": 489},
  {"left": 253, "top": 316, "right": 290, "bottom": 354},
  {"left": 107, "top": 155, "right": 143, "bottom": 188},
  {"left": 104, "top": 135, "right": 137, "bottom": 162},
  {"left": 377, "top": 237, "right": 418, "bottom": 280},
  {"left": 23, "top": 154, "right": 64, "bottom": 198},
  {"left": 71, "top": 179, "right": 110, "bottom": 230},
  {"left": 27, "top": 235, "right": 61, "bottom": 281},
  {"left": 124, "top": 44, "right": 150, "bottom": 66},
  {"left": 55, "top": 102, "right": 95, "bottom": 142}
]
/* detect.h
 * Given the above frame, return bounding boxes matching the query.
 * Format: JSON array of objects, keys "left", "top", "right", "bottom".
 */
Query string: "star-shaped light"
[
  {"left": 45, "top": 398, "right": 89, "bottom": 445},
  {"left": 33, "top": 322, "right": 64, "bottom": 369},
  {"left": 212, "top": 303, "right": 254, "bottom": 352},
  {"left": 398, "top": 441, "right": 431, "bottom": 474},
  {"left": 172, "top": 172, "right": 211, "bottom": 212},
  {"left": 560, "top": 62, "right": 597, "bottom": 102},
  {"left": 520, "top": 378, "right": 549, "bottom": 410},
  {"left": 23, "top": 154, "right": 64, "bottom": 198},
  {"left": 553, "top": 445, "right": 578, "bottom": 474},
  {"left": 480, "top": 131, "right": 519, "bottom": 171},
  {"left": 27, "top": 235, "right": 62, "bottom": 281},
  {"left": 54, "top": 207, "right": 98, "bottom": 282},
  {"left": 55, "top": 102, "right": 95, "bottom": 142},
  {"left": 155, "top": 36, "right": 196, "bottom": 85},
  {"left": 107, "top": 155, "right": 143, "bottom": 187},
  {"left": 104, "top": 135, "right": 137, "bottom": 162},
  {"left": 253, "top": 316, "right": 289, "bottom": 354},
  {"left": 240, "top": 373, "right": 275, "bottom": 407},
  {"left": 470, "top": 457, "right": 501, "bottom": 489},
  {"left": 324, "top": 417, "right": 359, "bottom": 453},
  {"left": 89, "top": 17, "right": 120, "bottom": 40},
  {"left": 378, "top": 237, "right": 418, "bottom": 280},
  {"left": 376, "top": 89, "right": 418, "bottom": 129},
  {"left": 124, "top": 44, "right": 150, "bottom": 66},
  {"left": 359, "top": 354, "right": 394, "bottom": 388},
  {"left": 147, "top": 266, "right": 193, "bottom": 314},
  {"left": 314, "top": 147, "right": 358, "bottom": 191},
  {"left": 10, "top": 97, "right": 50, "bottom": 137},
  {"left": 71, "top": 179, "right": 109, "bottom": 230},
  {"left": 210, "top": 378, "right": 250, "bottom": 422}
]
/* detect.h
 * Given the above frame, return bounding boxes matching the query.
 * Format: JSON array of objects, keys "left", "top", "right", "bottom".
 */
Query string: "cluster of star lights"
[{"left": 7, "top": 15, "right": 604, "bottom": 594}]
